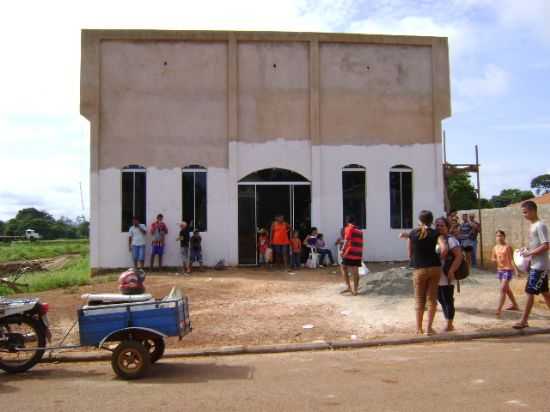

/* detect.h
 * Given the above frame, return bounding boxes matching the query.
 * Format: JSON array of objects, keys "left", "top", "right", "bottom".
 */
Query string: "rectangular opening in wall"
[
  {"left": 342, "top": 166, "right": 366, "bottom": 229},
  {"left": 390, "top": 166, "right": 413, "bottom": 229},
  {"left": 121, "top": 167, "right": 146, "bottom": 232},
  {"left": 182, "top": 167, "right": 207, "bottom": 232}
]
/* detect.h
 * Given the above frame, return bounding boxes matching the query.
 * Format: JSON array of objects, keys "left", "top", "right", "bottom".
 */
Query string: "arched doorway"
[{"left": 238, "top": 168, "right": 311, "bottom": 265}]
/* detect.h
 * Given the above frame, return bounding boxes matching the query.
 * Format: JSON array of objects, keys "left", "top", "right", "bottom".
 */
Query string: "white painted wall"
[
  {"left": 92, "top": 141, "right": 443, "bottom": 269},
  {"left": 318, "top": 143, "right": 444, "bottom": 262}
]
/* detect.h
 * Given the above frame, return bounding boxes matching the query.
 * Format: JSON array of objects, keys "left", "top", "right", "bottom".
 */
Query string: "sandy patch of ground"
[{"left": 16, "top": 264, "right": 550, "bottom": 351}]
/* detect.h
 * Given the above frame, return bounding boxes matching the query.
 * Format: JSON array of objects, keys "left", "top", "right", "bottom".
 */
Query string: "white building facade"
[{"left": 81, "top": 30, "right": 451, "bottom": 272}]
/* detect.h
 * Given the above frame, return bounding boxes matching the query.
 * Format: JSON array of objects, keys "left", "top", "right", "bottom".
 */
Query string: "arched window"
[
  {"left": 390, "top": 165, "right": 413, "bottom": 229},
  {"left": 182, "top": 165, "right": 207, "bottom": 231},
  {"left": 342, "top": 164, "right": 366, "bottom": 229},
  {"left": 239, "top": 168, "right": 309, "bottom": 183},
  {"left": 121, "top": 165, "right": 146, "bottom": 231}
]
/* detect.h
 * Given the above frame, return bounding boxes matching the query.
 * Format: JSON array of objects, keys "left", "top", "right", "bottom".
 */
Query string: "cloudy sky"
[{"left": 1, "top": 0, "right": 549, "bottom": 221}]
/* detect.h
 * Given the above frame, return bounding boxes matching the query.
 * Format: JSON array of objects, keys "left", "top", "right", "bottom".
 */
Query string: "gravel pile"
[{"left": 360, "top": 266, "right": 414, "bottom": 296}]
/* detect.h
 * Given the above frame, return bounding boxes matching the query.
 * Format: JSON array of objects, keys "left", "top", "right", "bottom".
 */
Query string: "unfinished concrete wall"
[
  {"left": 100, "top": 41, "right": 228, "bottom": 169},
  {"left": 460, "top": 205, "right": 550, "bottom": 269},
  {"left": 238, "top": 42, "right": 310, "bottom": 142},
  {"left": 319, "top": 44, "right": 433, "bottom": 145}
]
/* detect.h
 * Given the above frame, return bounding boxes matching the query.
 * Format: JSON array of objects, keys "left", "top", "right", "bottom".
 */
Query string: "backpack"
[{"left": 442, "top": 237, "right": 470, "bottom": 281}]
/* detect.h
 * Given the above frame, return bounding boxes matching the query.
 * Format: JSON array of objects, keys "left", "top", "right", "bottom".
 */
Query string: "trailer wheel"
[
  {"left": 142, "top": 338, "right": 165, "bottom": 363},
  {"left": 111, "top": 340, "right": 151, "bottom": 380}
]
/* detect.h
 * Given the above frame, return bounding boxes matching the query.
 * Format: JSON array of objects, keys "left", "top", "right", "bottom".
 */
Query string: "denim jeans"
[
  {"left": 318, "top": 249, "right": 334, "bottom": 265},
  {"left": 471, "top": 240, "right": 478, "bottom": 266},
  {"left": 291, "top": 252, "right": 301, "bottom": 269}
]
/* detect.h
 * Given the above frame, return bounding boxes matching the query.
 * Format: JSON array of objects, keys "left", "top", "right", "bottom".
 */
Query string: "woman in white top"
[{"left": 435, "top": 217, "right": 464, "bottom": 332}]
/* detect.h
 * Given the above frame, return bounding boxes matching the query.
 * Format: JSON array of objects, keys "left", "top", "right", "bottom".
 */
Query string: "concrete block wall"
[{"left": 459, "top": 205, "right": 550, "bottom": 269}]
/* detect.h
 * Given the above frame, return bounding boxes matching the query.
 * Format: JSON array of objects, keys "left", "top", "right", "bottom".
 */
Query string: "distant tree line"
[
  {"left": 448, "top": 172, "right": 549, "bottom": 211},
  {"left": 0, "top": 208, "right": 89, "bottom": 239}
]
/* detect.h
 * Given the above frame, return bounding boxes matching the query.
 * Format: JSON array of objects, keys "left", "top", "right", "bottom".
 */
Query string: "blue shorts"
[
  {"left": 497, "top": 270, "right": 513, "bottom": 281},
  {"left": 525, "top": 269, "right": 549, "bottom": 295},
  {"left": 132, "top": 245, "right": 145, "bottom": 262},
  {"left": 152, "top": 244, "right": 165, "bottom": 256},
  {"left": 272, "top": 244, "right": 289, "bottom": 256},
  {"left": 190, "top": 250, "right": 202, "bottom": 263}
]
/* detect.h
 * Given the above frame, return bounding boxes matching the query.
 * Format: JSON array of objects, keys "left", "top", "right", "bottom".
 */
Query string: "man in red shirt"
[
  {"left": 340, "top": 216, "right": 364, "bottom": 295},
  {"left": 150, "top": 214, "right": 168, "bottom": 271}
]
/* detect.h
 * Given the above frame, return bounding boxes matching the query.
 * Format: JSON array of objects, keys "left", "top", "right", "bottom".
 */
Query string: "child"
[
  {"left": 290, "top": 231, "right": 302, "bottom": 270},
  {"left": 316, "top": 233, "right": 335, "bottom": 267},
  {"left": 189, "top": 230, "right": 203, "bottom": 272},
  {"left": 258, "top": 229, "right": 270, "bottom": 267},
  {"left": 491, "top": 230, "right": 520, "bottom": 317}
]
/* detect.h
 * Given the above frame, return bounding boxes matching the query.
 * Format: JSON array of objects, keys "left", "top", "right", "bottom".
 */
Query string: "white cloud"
[
  {"left": 457, "top": 0, "right": 550, "bottom": 43},
  {"left": 454, "top": 64, "right": 510, "bottom": 98},
  {"left": 349, "top": 16, "right": 476, "bottom": 59}
]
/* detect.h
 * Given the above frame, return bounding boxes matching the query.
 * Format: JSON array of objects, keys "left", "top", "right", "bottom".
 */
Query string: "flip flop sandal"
[{"left": 513, "top": 323, "right": 529, "bottom": 330}]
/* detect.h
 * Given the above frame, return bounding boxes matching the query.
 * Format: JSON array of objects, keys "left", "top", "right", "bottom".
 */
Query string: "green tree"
[
  {"left": 490, "top": 189, "right": 534, "bottom": 208},
  {"left": 531, "top": 174, "right": 550, "bottom": 195},
  {"left": 0, "top": 220, "right": 4, "bottom": 236},
  {"left": 447, "top": 171, "right": 478, "bottom": 211},
  {"left": 3, "top": 208, "right": 85, "bottom": 239}
]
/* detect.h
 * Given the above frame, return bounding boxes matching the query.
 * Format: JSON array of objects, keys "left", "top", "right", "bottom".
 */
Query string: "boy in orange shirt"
[{"left": 491, "top": 230, "right": 519, "bottom": 317}]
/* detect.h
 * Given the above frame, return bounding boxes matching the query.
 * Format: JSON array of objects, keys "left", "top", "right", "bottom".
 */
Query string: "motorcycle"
[{"left": 0, "top": 297, "right": 51, "bottom": 373}]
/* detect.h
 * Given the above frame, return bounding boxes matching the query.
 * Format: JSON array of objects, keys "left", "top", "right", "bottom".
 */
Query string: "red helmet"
[{"left": 118, "top": 268, "right": 146, "bottom": 295}]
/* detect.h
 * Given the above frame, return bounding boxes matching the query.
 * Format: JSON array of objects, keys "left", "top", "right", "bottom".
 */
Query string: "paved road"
[{"left": 2, "top": 335, "right": 550, "bottom": 412}]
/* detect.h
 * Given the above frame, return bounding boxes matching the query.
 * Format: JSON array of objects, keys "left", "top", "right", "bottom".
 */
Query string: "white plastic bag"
[
  {"left": 513, "top": 249, "right": 530, "bottom": 273},
  {"left": 358, "top": 262, "right": 369, "bottom": 277}
]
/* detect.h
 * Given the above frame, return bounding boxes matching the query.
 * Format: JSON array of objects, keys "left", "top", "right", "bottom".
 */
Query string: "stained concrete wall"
[
  {"left": 459, "top": 205, "right": 550, "bottom": 269},
  {"left": 99, "top": 41, "right": 228, "bottom": 169},
  {"left": 319, "top": 44, "right": 433, "bottom": 145},
  {"left": 238, "top": 42, "right": 310, "bottom": 142}
]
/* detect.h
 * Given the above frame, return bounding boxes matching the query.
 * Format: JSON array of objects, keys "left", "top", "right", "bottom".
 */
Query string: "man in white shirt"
[
  {"left": 128, "top": 216, "right": 147, "bottom": 268},
  {"left": 514, "top": 201, "right": 550, "bottom": 329}
]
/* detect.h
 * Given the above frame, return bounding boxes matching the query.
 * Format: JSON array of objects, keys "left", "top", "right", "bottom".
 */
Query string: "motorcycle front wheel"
[{"left": 0, "top": 315, "right": 46, "bottom": 373}]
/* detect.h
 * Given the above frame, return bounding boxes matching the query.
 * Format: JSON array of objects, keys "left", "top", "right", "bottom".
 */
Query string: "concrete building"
[{"left": 81, "top": 30, "right": 451, "bottom": 272}]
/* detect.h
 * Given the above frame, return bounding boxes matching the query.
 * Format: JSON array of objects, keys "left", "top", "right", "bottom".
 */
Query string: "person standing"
[
  {"left": 270, "top": 215, "right": 290, "bottom": 270},
  {"left": 128, "top": 216, "right": 147, "bottom": 269},
  {"left": 458, "top": 214, "right": 475, "bottom": 266},
  {"left": 514, "top": 201, "right": 550, "bottom": 329},
  {"left": 435, "top": 217, "right": 463, "bottom": 332},
  {"left": 189, "top": 229, "right": 203, "bottom": 272},
  {"left": 150, "top": 214, "right": 168, "bottom": 271},
  {"left": 491, "top": 230, "right": 519, "bottom": 317},
  {"left": 400, "top": 210, "right": 441, "bottom": 335},
  {"left": 290, "top": 231, "right": 302, "bottom": 270},
  {"left": 469, "top": 214, "right": 481, "bottom": 267},
  {"left": 177, "top": 221, "right": 191, "bottom": 274},
  {"left": 340, "top": 216, "right": 363, "bottom": 296}
]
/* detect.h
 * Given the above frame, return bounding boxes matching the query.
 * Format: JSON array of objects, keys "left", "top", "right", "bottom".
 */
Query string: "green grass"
[
  {"left": 0, "top": 254, "right": 116, "bottom": 296},
  {"left": 0, "top": 239, "right": 89, "bottom": 263}
]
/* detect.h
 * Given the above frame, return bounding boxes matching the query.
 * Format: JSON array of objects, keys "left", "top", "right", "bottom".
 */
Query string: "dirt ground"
[{"left": 18, "top": 263, "right": 550, "bottom": 351}]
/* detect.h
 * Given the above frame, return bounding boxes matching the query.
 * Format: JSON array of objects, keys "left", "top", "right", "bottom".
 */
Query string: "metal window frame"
[
  {"left": 342, "top": 168, "right": 367, "bottom": 229},
  {"left": 390, "top": 168, "right": 413, "bottom": 229}
]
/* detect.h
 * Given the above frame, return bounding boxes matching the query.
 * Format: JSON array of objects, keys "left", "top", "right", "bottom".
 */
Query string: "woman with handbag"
[{"left": 435, "top": 217, "right": 464, "bottom": 332}]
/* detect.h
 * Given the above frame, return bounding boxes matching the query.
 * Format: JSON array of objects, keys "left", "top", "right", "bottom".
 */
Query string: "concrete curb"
[{"left": 42, "top": 327, "right": 550, "bottom": 364}]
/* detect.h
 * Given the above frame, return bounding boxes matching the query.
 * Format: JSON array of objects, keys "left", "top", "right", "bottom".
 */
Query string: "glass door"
[{"left": 238, "top": 185, "right": 257, "bottom": 265}]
